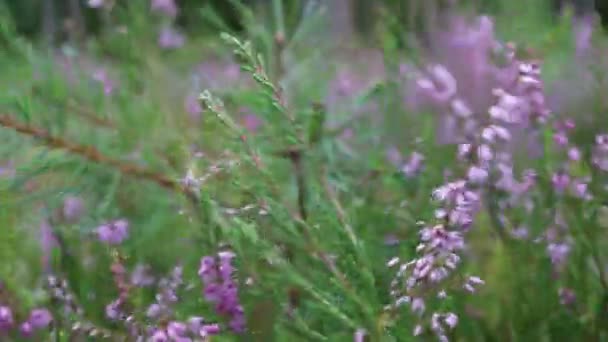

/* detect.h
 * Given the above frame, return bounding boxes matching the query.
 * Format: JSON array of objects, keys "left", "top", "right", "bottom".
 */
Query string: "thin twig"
[
  {"left": 277, "top": 148, "right": 308, "bottom": 221},
  {"left": 0, "top": 114, "right": 198, "bottom": 204},
  {"left": 320, "top": 166, "right": 358, "bottom": 245}
]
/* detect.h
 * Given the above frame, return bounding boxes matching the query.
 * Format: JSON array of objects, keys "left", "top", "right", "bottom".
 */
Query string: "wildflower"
[
  {"left": 158, "top": 27, "right": 185, "bottom": 49},
  {"left": 131, "top": 264, "right": 155, "bottom": 287},
  {"left": 458, "top": 144, "right": 472, "bottom": 159},
  {"left": 402, "top": 152, "right": 425, "bottom": 177},
  {"left": 444, "top": 312, "right": 458, "bottom": 329},
  {"left": 467, "top": 165, "right": 488, "bottom": 184},
  {"left": 150, "top": 329, "right": 169, "bottom": 341},
  {"left": 198, "top": 251, "right": 245, "bottom": 333},
  {"left": 146, "top": 265, "right": 183, "bottom": 321},
  {"left": 592, "top": 134, "right": 608, "bottom": 171},
  {"left": 187, "top": 316, "right": 204, "bottom": 333},
  {"left": 0, "top": 306, "right": 14, "bottom": 331},
  {"left": 385, "top": 147, "right": 403, "bottom": 166},
  {"left": 559, "top": 287, "right": 576, "bottom": 307},
  {"left": 62, "top": 196, "right": 84, "bottom": 224},
  {"left": 200, "top": 323, "right": 220, "bottom": 336},
  {"left": 150, "top": 0, "right": 177, "bottom": 18},
  {"left": 510, "top": 226, "right": 529, "bottom": 239},
  {"left": 553, "top": 132, "right": 568, "bottom": 147},
  {"left": 185, "top": 94, "right": 202, "bottom": 120},
  {"left": 91, "top": 68, "right": 115, "bottom": 95},
  {"left": 567, "top": 147, "right": 581, "bottom": 161},
  {"left": 19, "top": 322, "right": 33, "bottom": 336},
  {"left": 571, "top": 179, "right": 591, "bottom": 200},
  {"left": 167, "top": 321, "right": 188, "bottom": 340},
  {"left": 0, "top": 160, "right": 14, "bottom": 178},
  {"left": 477, "top": 144, "right": 493, "bottom": 161},
  {"left": 547, "top": 242, "right": 570, "bottom": 269},
  {"left": 105, "top": 299, "right": 122, "bottom": 320},
  {"left": 451, "top": 99, "right": 472, "bottom": 118},
  {"left": 411, "top": 298, "right": 425, "bottom": 315},
  {"left": 96, "top": 219, "right": 129, "bottom": 245},
  {"left": 354, "top": 328, "right": 367, "bottom": 342},
  {"left": 463, "top": 276, "right": 485, "bottom": 293},
  {"left": 242, "top": 113, "right": 262, "bottom": 133},
  {"left": 26, "top": 308, "right": 52, "bottom": 329},
  {"left": 146, "top": 304, "right": 163, "bottom": 319},
  {"left": 551, "top": 172, "right": 570, "bottom": 194}
]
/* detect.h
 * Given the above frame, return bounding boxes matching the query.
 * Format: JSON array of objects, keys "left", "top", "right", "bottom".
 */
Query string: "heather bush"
[{"left": 1, "top": 0, "right": 608, "bottom": 341}]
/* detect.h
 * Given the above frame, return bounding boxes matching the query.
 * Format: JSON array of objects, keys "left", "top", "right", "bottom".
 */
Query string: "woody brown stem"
[{"left": 0, "top": 114, "right": 198, "bottom": 204}]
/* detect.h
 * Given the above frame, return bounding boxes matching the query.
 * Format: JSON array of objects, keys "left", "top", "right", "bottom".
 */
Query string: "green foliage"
[{"left": 0, "top": 0, "right": 607, "bottom": 341}]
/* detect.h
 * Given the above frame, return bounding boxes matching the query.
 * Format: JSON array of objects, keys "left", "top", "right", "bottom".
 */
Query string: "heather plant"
[{"left": 2, "top": 0, "right": 608, "bottom": 341}]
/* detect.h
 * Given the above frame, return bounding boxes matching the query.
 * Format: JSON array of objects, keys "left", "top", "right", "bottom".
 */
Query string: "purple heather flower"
[
  {"left": 571, "top": 179, "right": 591, "bottom": 200},
  {"left": 229, "top": 311, "right": 246, "bottom": 333},
  {"left": 198, "top": 256, "right": 217, "bottom": 283},
  {"left": 574, "top": 16, "right": 593, "bottom": 56},
  {"left": 559, "top": 287, "right": 576, "bottom": 307},
  {"left": 187, "top": 316, "right": 204, "bottom": 333},
  {"left": 146, "top": 303, "right": 163, "bottom": 319},
  {"left": 91, "top": 68, "right": 115, "bottom": 95},
  {"left": 167, "top": 321, "right": 189, "bottom": 339},
  {"left": 592, "top": 134, "right": 608, "bottom": 171},
  {"left": 131, "top": 264, "right": 155, "bottom": 287},
  {"left": 150, "top": 329, "right": 169, "bottom": 341},
  {"left": 553, "top": 132, "right": 568, "bottom": 147},
  {"left": 568, "top": 147, "right": 581, "bottom": 161},
  {"left": 199, "top": 251, "right": 245, "bottom": 333},
  {"left": 444, "top": 312, "right": 458, "bottom": 329},
  {"left": 340, "top": 128, "right": 354, "bottom": 140},
  {"left": 96, "top": 219, "right": 129, "bottom": 245},
  {"left": 201, "top": 323, "right": 220, "bottom": 336},
  {"left": 242, "top": 113, "right": 262, "bottom": 133},
  {"left": 62, "top": 196, "right": 84, "bottom": 223},
  {"left": 19, "top": 322, "right": 33, "bottom": 336},
  {"left": 547, "top": 242, "right": 570, "bottom": 269},
  {"left": 105, "top": 299, "right": 122, "bottom": 320},
  {"left": 551, "top": 172, "right": 570, "bottom": 194},
  {"left": 463, "top": 276, "right": 485, "bottom": 293},
  {"left": 27, "top": 308, "right": 52, "bottom": 329},
  {"left": 510, "top": 226, "right": 529, "bottom": 239},
  {"left": 158, "top": 27, "right": 185, "bottom": 49},
  {"left": 145, "top": 265, "right": 183, "bottom": 323},
  {"left": 0, "top": 160, "right": 14, "bottom": 178},
  {"left": 0, "top": 306, "right": 14, "bottom": 331},
  {"left": 411, "top": 298, "right": 425, "bottom": 315},
  {"left": 401, "top": 152, "right": 425, "bottom": 178},
  {"left": 385, "top": 147, "right": 403, "bottom": 167},
  {"left": 185, "top": 94, "right": 202, "bottom": 121},
  {"left": 467, "top": 165, "right": 488, "bottom": 184},
  {"left": 151, "top": 0, "right": 177, "bottom": 18},
  {"left": 354, "top": 328, "right": 367, "bottom": 342}
]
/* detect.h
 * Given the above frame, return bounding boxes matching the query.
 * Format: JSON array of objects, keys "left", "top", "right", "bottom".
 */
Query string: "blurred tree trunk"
[
  {"left": 67, "top": 0, "right": 85, "bottom": 42},
  {"left": 42, "top": 0, "right": 57, "bottom": 45},
  {"left": 329, "top": 0, "right": 355, "bottom": 44},
  {"left": 553, "top": 0, "right": 595, "bottom": 15}
]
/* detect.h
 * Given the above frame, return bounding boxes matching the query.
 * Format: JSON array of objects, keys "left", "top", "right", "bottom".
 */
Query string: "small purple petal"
[{"left": 27, "top": 308, "right": 52, "bottom": 329}]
